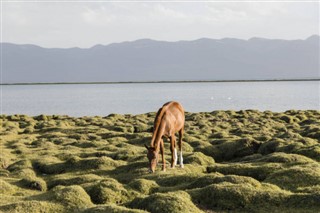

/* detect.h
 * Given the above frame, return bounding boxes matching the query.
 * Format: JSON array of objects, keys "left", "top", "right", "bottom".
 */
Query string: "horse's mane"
[{"left": 150, "top": 101, "right": 172, "bottom": 148}]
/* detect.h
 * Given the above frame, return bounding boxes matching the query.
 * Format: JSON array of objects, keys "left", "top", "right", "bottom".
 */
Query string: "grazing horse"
[{"left": 145, "top": 101, "right": 185, "bottom": 173}]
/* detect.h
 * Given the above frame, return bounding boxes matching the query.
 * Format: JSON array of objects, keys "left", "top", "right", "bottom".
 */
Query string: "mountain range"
[{"left": 2, "top": 35, "right": 319, "bottom": 83}]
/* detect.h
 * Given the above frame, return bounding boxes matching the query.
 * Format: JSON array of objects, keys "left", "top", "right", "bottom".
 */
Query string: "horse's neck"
[
  {"left": 151, "top": 106, "right": 168, "bottom": 149},
  {"left": 151, "top": 119, "right": 165, "bottom": 153}
]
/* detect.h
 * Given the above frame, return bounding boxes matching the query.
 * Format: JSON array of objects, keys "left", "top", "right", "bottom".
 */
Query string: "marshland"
[{"left": 1, "top": 110, "right": 320, "bottom": 212}]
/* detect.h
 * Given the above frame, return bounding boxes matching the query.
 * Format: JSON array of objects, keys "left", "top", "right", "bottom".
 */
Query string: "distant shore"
[{"left": 1, "top": 78, "right": 320, "bottom": 86}]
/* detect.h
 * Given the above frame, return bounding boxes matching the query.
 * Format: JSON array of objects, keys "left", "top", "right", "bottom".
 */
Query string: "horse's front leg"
[
  {"left": 170, "top": 135, "right": 177, "bottom": 168},
  {"left": 160, "top": 139, "right": 166, "bottom": 171}
]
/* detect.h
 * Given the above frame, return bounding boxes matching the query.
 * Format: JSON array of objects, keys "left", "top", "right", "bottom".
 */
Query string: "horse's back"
[
  {"left": 154, "top": 101, "right": 184, "bottom": 129},
  {"left": 167, "top": 101, "right": 184, "bottom": 118},
  {"left": 163, "top": 102, "right": 185, "bottom": 132}
]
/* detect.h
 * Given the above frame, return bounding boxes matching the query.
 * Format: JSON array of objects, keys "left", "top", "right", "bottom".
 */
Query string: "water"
[{"left": 1, "top": 81, "right": 319, "bottom": 116}]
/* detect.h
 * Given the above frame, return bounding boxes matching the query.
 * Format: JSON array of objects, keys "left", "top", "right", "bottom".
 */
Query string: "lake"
[{"left": 1, "top": 81, "right": 319, "bottom": 116}]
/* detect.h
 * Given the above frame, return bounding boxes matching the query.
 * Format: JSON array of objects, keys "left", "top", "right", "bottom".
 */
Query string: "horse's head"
[{"left": 145, "top": 144, "right": 158, "bottom": 173}]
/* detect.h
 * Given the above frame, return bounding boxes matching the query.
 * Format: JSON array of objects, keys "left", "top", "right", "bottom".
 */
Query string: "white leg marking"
[
  {"left": 179, "top": 151, "right": 184, "bottom": 168},
  {"left": 174, "top": 148, "right": 178, "bottom": 166}
]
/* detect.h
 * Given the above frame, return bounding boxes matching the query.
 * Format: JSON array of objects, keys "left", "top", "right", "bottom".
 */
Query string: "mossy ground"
[{"left": 1, "top": 110, "right": 319, "bottom": 212}]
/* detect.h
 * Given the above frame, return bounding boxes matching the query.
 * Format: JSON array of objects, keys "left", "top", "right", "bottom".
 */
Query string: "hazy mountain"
[{"left": 2, "top": 35, "right": 319, "bottom": 83}]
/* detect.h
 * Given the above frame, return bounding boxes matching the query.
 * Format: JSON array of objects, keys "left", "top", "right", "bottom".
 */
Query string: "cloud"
[
  {"left": 2, "top": 2, "right": 319, "bottom": 48},
  {"left": 81, "top": 6, "right": 115, "bottom": 26},
  {"left": 153, "top": 4, "right": 188, "bottom": 20}
]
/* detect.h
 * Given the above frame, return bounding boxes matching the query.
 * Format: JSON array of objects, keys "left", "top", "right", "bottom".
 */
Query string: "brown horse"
[{"left": 145, "top": 101, "right": 185, "bottom": 173}]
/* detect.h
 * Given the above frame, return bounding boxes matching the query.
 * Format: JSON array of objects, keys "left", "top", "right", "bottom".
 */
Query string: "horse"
[{"left": 145, "top": 101, "right": 185, "bottom": 173}]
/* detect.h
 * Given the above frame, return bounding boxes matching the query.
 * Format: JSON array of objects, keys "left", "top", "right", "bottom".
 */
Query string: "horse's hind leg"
[{"left": 178, "top": 128, "right": 184, "bottom": 168}]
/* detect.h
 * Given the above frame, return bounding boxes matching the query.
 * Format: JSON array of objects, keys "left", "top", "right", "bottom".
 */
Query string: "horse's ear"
[{"left": 144, "top": 144, "right": 149, "bottom": 150}]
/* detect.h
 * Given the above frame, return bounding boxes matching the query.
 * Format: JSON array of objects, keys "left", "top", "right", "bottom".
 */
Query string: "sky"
[{"left": 1, "top": 1, "right": 319, "bottom": 48}]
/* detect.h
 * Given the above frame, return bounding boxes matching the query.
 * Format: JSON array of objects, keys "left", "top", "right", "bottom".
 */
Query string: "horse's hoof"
[
  {"left": 180, "top": 164, "right": 184, "bottom": 168},
  {"left": 162, "top": 168, "right": 166, "bottom": 172}
]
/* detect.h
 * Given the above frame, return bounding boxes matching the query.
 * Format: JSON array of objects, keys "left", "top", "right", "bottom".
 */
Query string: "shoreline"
[
  {"left": 1, "top": 78, "right": 319, "bottom": 86},
  {"left": 1, "top": 109, "right": 320, "bottom": 118}
]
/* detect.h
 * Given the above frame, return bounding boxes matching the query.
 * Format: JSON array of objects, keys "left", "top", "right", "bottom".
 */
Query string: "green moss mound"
[
  {"left": 154, "top": 173, "right": 201, "bottom": 188},
  {"left": 0, "top": 201, "right": 65, "bottom": 213},
  {"left": 82, "top": 204, "right": 148, "bottom": 213},
  {"left": 33, "top": 156, "right": 124, "bottom": 175},
  {"left": 129, "top": 191, "right": 203, "bottom": 213},
  {"left": 15, "top": 168, "right": 37, "bottom": 178},
  {"left": 128, "top": 179, "right": 159, "bottom": 194},
  {"left": 207, "top": 137, "right": 261, "bottom": 161},
  {"left": 184, "top": 152, "right": 215, "bottom": 166},
  {"left": 239, "top": 152, "right": 316, "bottom": 164},
  {"left": 87, "top": 178, "right": 131, "bottom": 205},
  {"left": 255, "top": 152, "right": 315, "bottom": 164},
  {"left": 302, "top": 125, "right": 320, "bottom": 139},
  {"left": 292, "top": 144, "right": 320, "bottom": 161},
  {"left": 66, "top": 156, "right": 125, "bottom": 170},
  {"left": 52, "top": 185, "right": 93, "bottom": 209},
  {"left": 48, "top": 174, "right": 103, "bottom": 189},
  {"left": 285, "top": 193, "right": 320, "bottom": 210},
  {"left": 207, "top": 162, "right": 283, "bottom": 181},
  {"left": 296, "top": 185, "right": 320, "bottom": 193},
  {"left": 33, "top": 157, "right": 65, "bottom": 174},
  {"left": 188, "top": 173, "right": 261, "bottom": 189},
  {"left": 0, "top": 179, "right": 15, "bottom": 195},
  {"left": 7, "top": 160, "right": 33, "bottom": 173},
  {"left": 264, "top": 164, "right": 320, "bottom": 191},
  {"left": 189, "top": 182, "right": 290, "bottom": 211},
  {"left": 18, "top": 176, "right": 47, "bottom": 191}
]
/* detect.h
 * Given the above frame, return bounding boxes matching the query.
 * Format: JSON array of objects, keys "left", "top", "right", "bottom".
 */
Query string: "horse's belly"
[{"left": 163, "top": 125, "right": 178, "bottom": 138}]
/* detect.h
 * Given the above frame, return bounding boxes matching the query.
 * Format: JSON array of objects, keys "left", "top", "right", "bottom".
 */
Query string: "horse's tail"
[{"left": 150, "top": 102, "right": 171, "bottom": 147}]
